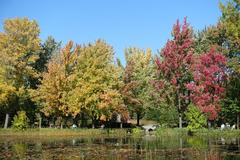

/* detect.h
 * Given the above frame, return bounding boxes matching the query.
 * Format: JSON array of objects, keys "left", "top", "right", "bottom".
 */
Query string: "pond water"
[{"left": 0, "top": 135, "right": 240, "bottom": 160}]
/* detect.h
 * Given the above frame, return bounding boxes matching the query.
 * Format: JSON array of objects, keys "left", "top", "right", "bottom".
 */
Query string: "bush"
[
  {"left": 132, "top": 127, "right": 142, "bottom": 136},
  {"left": 185, "top": 104, "right": 207, "bottom": 131},
  {"left": 12, "top": 111, "right": 29, "bottom": 130}
]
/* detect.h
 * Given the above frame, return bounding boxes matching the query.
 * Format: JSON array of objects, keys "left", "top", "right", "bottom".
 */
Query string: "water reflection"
[
  {"left": 13, "top": 143, "right": 27, "bottom": 159},
  {"left": 0, "top": 136, "right": 240, "bottom": 160}
]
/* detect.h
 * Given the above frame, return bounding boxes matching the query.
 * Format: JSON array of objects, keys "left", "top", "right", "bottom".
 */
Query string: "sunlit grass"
[
  {"left": 0, "top": 128, "right": 128, "bottom": 137},
  {"left": 155, "top": 128, "right": 240, "bottom": 138}
]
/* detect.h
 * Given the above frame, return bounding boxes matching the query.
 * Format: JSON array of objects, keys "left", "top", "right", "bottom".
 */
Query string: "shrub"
[
  {"left": 12, "top": 111, "right": 29, "bottom": 130},
  {"left": 185, "top": 104, "right": 207, "bottom": 131},
  {"left": 132, "top": 127, "right": 142, "bottom": 136}
]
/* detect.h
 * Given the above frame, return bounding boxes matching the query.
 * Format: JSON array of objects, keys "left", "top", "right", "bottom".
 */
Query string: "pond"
[{"left": 0, "top": 135, "right": 240, "bottom": 160}]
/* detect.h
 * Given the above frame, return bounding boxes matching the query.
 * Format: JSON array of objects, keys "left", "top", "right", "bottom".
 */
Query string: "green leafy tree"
[
  {"left": 146, "top": 102, "right": 178, "bottom": 127},
  {"left": 147, "top": 57, "right": 179, "bottom": 127},
  {"left": 35, "top": 36, "right": 61, "bottom": 73},
  {"left": 219, "top": 0, "right": 240, "bottom": 129},
  {"left": 194, "top": 23, "right": 227, "bottom": 55},
  {"left": 221, "top": 77, "right": 240, "bottom": 128},
  {"left": 29, "top": 36, "right": 61, "bottom": 88},
  {"left": 220, "top": 0, "right": 240, "bottom": 59}
]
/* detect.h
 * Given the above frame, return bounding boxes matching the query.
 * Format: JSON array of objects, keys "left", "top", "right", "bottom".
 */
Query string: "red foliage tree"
[
  {"left": 186, "top": 48, "right": 227, "bottom": 120},
  {"left": 154, "top": 18, "right": 194, "bottom": 128}
]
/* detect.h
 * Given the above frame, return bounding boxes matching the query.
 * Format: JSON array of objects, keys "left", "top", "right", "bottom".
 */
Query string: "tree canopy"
[{"left": 0, "top": 1, "right": 239, "bottom": 129}]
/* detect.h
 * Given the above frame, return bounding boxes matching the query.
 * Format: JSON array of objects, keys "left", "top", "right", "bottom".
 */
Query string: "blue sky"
[{"left": 0, "top": 0, "right": 223, "bottom": 64}]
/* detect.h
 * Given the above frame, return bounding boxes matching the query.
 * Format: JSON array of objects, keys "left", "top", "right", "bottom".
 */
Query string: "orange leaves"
[
  {"left": 60, "top": 41, "right": 80, "bottom": 69},
  {"left": 37, "top": 41, "right": 80, "bottom": 117}
]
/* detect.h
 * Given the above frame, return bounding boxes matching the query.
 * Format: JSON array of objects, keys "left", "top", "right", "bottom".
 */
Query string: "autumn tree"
[
  {"left": 0, "top": 18, "right": 41, "bottom": 88},
  {"left": 68, "top": 40, "right": 124, "bottom": 128},
  {"left": 154, "top": 18, "right": 194, "bottom": 128},
  {"left": 122, "top": 47, "right": 153, "bottom": 126},
  {"left": 186, "top": 48, "right": 227, "bottom": 123},
  {"left": 0, "top": 18, "right": 41, "bottom": 127},
  {"left": 34, "top": 41, "right": 79, "bottom": 128},
  {"left": 196, "top": 0, "right": 240, "bottom": 128}
]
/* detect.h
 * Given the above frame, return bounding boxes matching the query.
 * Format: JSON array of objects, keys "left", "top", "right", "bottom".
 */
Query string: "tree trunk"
[
  {"left": 81, "top": 112, "right": 84, "bottom": 127},
  {"left": 39, "top": 117, "right": 42, "bottom": 129},
  {"left": 137, "top": 113, "right": 140, "bottom": 126},
  {"left": 4, "top": 113, "right": 9, "bottom": 129},
  {"left": 179, "top": 113, "right": 182, "bottom": 129},
  {"left": 208, "top": 120, "right": 211, "bottom": 129},
  {"left": 237, "top": 113, "right": 239, "bottom": 129},
  {"left": 61, "top": 122, "right": 63, "bottom": 129},
  {"left": 92, "top": 118, "right": 95, "bottom": 129},
  {"left": 178, "top": 91, "right": 182, "bottom": 128}
]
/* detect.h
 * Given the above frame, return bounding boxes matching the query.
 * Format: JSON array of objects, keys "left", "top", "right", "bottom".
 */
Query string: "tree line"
[{"left": 0, "top": 0, "right": 239, "bottom": 129}]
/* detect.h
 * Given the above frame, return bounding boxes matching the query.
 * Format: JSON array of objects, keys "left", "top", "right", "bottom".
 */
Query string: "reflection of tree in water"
[
  {"left": 13, "top": 143, "right": 27, "bottom": 159},
  {"left": 187, "top": 137, "right": 208, "bottom": 150}
]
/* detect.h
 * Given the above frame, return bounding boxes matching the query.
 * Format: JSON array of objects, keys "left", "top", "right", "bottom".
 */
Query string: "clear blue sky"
[{"left": 0, "top": 0, "right": 223, "bottom": 64}]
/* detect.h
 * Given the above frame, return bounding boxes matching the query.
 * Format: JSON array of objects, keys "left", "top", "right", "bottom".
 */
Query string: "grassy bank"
[
  {"left": 1, "top": 128, "right": 240, "bottom": 139},
  {"left": 194, "top": 129, "right": 240, "bottom": 138},
  {"left": 155, "top": 128, "right": 240, "bottom": 138},
  {"left": 0, "top": 128, "right": 128, "bottom": 138}
]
